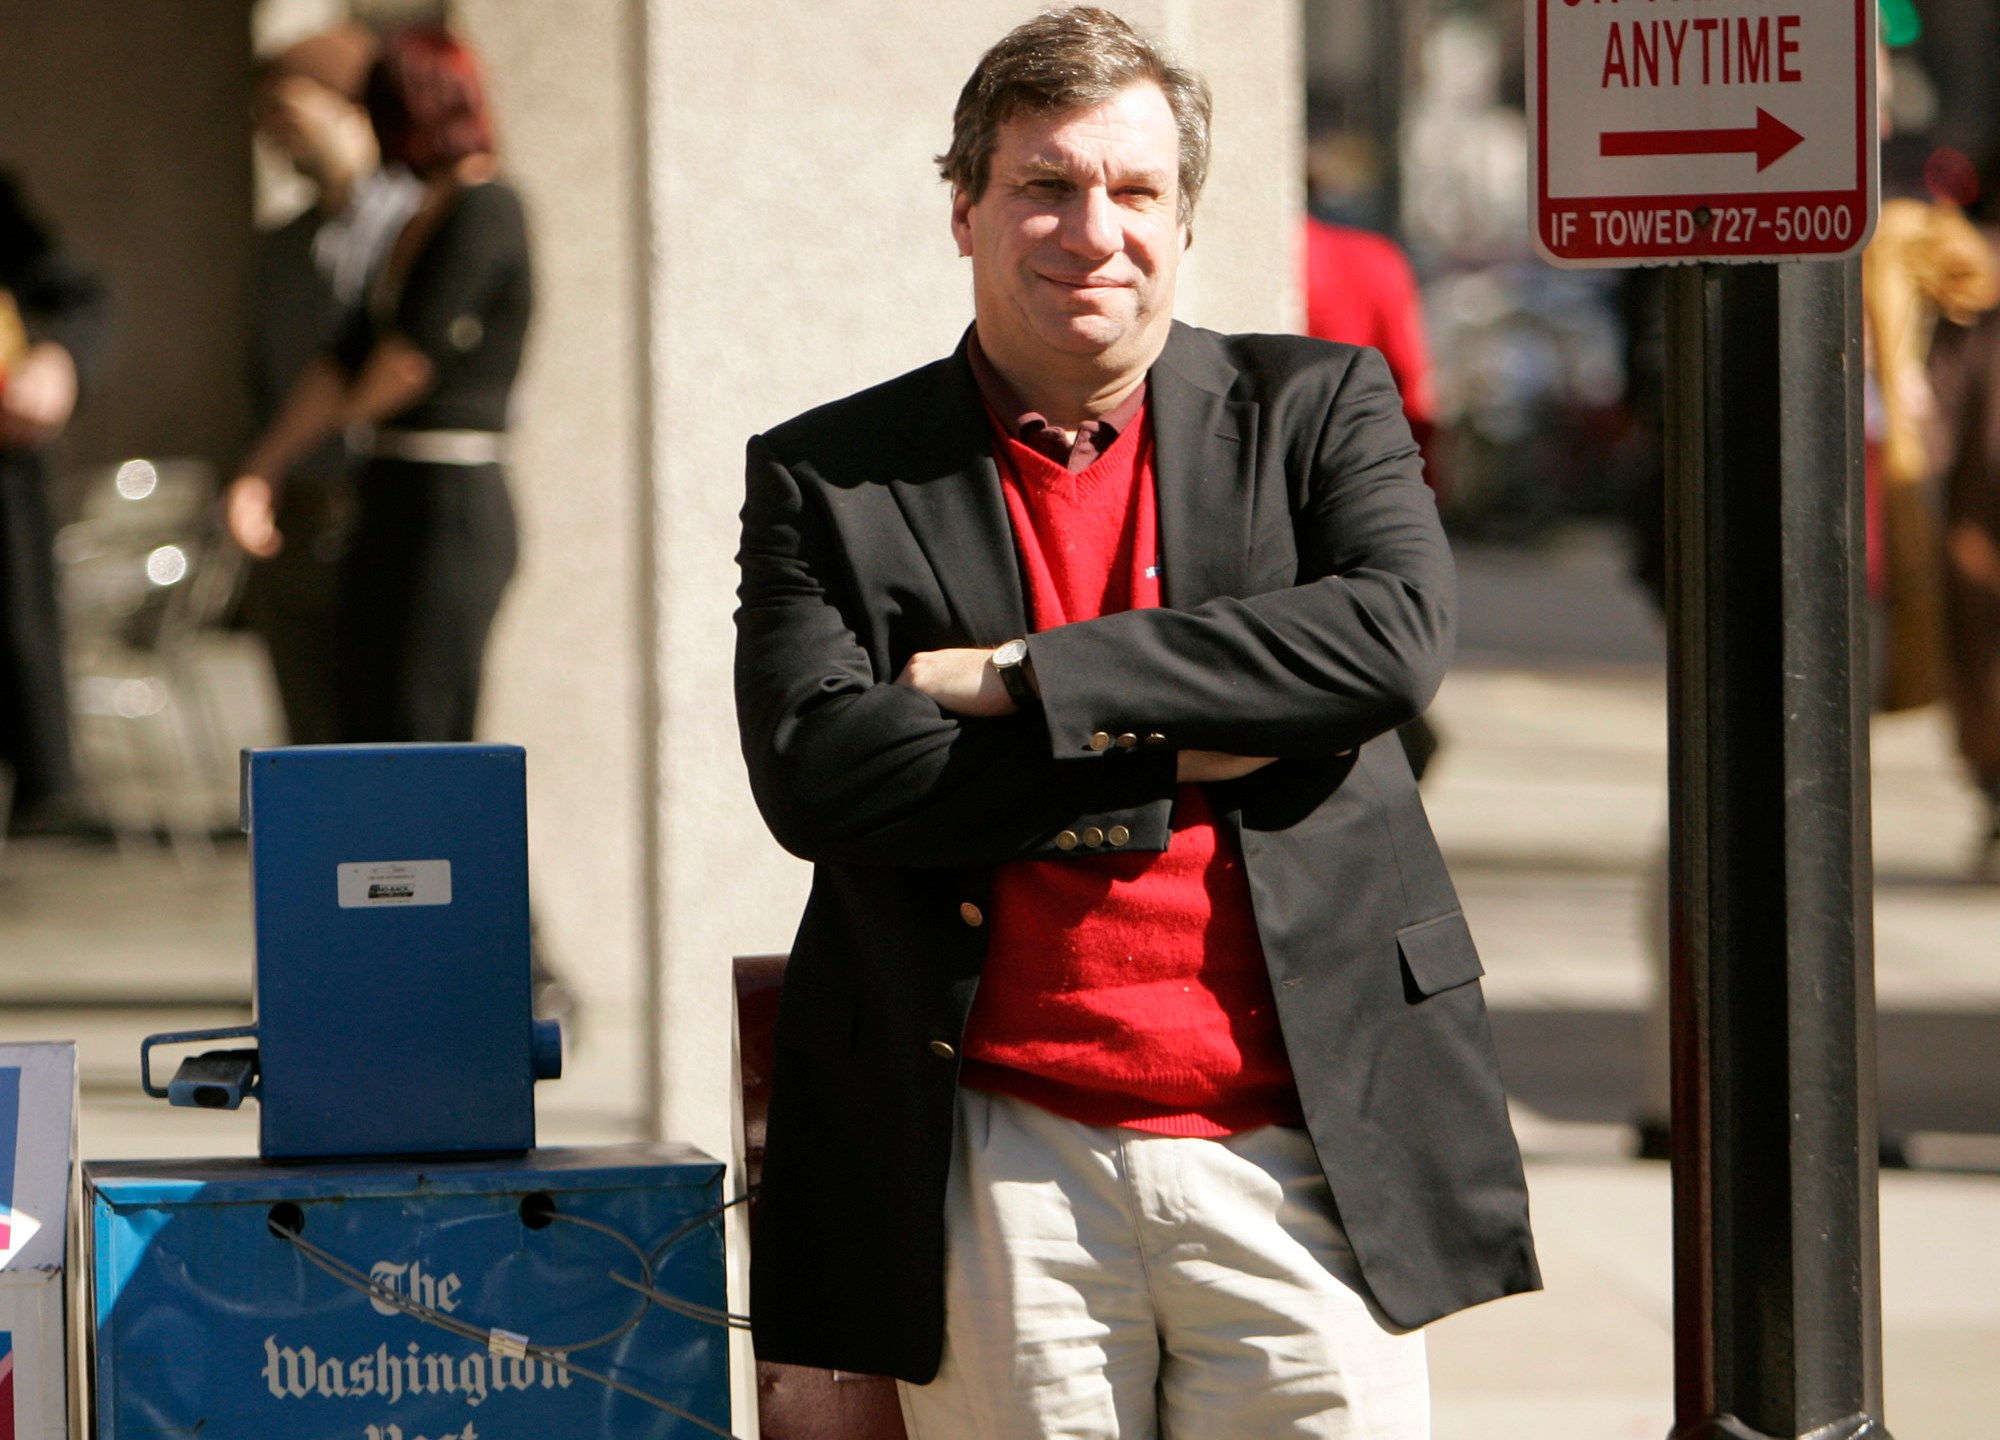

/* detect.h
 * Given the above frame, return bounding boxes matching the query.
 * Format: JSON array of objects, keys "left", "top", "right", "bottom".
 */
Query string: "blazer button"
[
  {"left": 1082, "top": 826, "right": 1105, "bottom": 848},
  {"left": 1055, "top": 829, "right": 1079, "bottom": 851},
  {"left": 1107, "top": 824, "right": 1130, "bottom": 846},
  {"left": 1116, "top": 732, "right": 1138, "bottom": 748},
  {"left": 959, "top": 902, "right": 984, "bottom": 927},
  {"left": 1144, "top": 732, "right": 1167, "bottom": 746},
  {"left": 1089, "top": 731, "right": 1112, "bottom": 752},
  {"left": 929, "top": 1040, "right": 956, "bottom": 1060}
]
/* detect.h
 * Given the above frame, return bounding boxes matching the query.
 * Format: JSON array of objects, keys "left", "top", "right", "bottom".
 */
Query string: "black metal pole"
[{"left": 1662, "top": 258, "right": 1888, "bottom": 1440}]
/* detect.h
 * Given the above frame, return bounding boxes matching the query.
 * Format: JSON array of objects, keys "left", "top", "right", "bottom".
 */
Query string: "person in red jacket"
[
  {"left": 1304, "top": 215, "right": 1441, "bottom": 493},
  {"left": 1304, "top": 215, "right": 1447, "bottom": 777}
]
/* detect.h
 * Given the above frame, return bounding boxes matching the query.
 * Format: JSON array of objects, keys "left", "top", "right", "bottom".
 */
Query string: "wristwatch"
[{"left": 992, "top": 637, "right": 1037, "bottom": 706}]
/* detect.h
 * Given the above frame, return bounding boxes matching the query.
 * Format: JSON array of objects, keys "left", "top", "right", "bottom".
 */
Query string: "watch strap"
[{"left": 994, "top": 640, "right": 1036, "bottom": 706}]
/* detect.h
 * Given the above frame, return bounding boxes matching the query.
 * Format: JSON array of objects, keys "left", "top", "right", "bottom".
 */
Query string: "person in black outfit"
[
  {"left": 227, "top": 26, "right": 530, "bottom": 745},
  {"left": 0, "top": 171, "right": 108, "bottom": 834},
  {"left": 236, "top": 25, "right": 422, "bottom": 745}
]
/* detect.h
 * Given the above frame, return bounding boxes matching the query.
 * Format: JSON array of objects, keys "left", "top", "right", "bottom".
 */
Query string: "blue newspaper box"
[
  {"left": 236, "top": 743, "right": 552, "bottom": 1160},
  {"left": 86, "top": 1145, "right": 730, "bottom": 1439}
]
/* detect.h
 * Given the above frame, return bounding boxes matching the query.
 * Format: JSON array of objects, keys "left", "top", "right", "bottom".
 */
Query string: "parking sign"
[{"left": 1530, "top": 0, "right": 1878, "bottom": 267}]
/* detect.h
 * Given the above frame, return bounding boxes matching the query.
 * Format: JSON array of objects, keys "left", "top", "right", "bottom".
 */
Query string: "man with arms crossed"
[{"left": 735, "top": 10, "right": 1537, "bottom": 1437}]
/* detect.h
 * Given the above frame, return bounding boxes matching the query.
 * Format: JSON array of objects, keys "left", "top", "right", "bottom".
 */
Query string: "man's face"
[{"left": 952, "top": 82, "right": 1188, "bottom": 388}]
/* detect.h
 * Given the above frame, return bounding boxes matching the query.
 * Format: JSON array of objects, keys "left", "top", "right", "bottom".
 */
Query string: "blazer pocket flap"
[
  {"left": 1397, "top": 911, "right": 1484, "bottom": 996},
  {"left": 774, "top": 979, "right": 856, "bottom": 1058}
]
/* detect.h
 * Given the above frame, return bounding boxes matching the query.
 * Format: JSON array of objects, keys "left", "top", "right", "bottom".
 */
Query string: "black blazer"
[{"left": 734, "top": 323, "right": 1539, "bottom": 1382}]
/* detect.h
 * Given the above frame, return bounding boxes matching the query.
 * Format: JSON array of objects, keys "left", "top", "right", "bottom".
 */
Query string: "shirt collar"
[{"left": 964, "top": 326, "right": 1147, "bottom": 472}]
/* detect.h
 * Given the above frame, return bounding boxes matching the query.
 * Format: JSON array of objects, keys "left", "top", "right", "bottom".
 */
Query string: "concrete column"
[
  {"left": 456, "top": 0, "right": 654, "bottom": 1128},
  {"left": 1157, "top": 0, "right": 1305, "bottom": 332}
]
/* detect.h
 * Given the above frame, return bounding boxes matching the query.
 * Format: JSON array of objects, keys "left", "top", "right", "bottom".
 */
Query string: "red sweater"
[{"left": 958, "top": 410, "right": 1302, "bottom": 1136}]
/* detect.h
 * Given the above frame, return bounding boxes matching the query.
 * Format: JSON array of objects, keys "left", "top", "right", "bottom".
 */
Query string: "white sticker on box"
[{"left": 337, "top": 859, "right": 453, "bottom": 909}]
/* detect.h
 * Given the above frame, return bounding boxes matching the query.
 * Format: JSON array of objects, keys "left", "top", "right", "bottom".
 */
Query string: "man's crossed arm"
[
  {"left": 735, "top": 347, "right": 1449, "bottom": 868},
  {"left": 894, "top": 645, "right": 1275, "bottom": 783}
]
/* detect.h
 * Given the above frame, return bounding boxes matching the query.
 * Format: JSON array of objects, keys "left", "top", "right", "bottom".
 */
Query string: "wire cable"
[
  {"left": 267, "top": 1209, "right": 747, "bottom": 1440},
  {"left": 608, "top": 1270, "right": 753, "bottom": 1330},
  {"left": 539, "top": 1211, "right": 657, "bottom": 1352},
  {"left": 276, "top": 1221, "right": 490, "bottom": 1346},
  {"left": 646, "top": 1187, "right": 755, "bottom": 1270}
]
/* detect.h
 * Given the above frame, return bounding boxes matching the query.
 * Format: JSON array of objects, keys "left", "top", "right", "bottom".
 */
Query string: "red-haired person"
[{"left": 228, "top": 26, "right": 530, "bottom": 744}]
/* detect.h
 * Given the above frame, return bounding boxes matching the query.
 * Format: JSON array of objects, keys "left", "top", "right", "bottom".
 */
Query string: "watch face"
[{"left": 995, "top": 638, "right": 1028, "bottom": 666}]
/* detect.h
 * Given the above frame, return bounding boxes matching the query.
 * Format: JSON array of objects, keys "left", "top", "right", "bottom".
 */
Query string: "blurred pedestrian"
[
  {"left": 1303, "top": 215, "right": 1441, "bottom": 491},
  {"left": 1927, "top": 166, "right": 2000, "bottom": 875},
  {"left": 1863, "top": 196, "right": 1998, "bottom": 713},
  {"left": 0, "top": 171, "right": 108, "bottom": 836},
  {"left": 227, "top": 25, "right": 529, "bottom": 745},
  {"left": 1302, "top": 215, "right": 1447, "bottom": 779},
  {"left": 235, "top": 24, "right": 422, "bottom": 744}
]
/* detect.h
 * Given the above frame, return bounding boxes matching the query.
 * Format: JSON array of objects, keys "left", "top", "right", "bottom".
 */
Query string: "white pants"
[{"left": 897, "top": 1090, "right": 1430, "bottom": 1440}]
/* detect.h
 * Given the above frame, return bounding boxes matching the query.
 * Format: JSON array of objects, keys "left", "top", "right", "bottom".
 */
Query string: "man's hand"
[
  {"left": 896, "top": 647, "right": 1017, "bottom": 717},
  {"left": 1177, "top": 750, "right": 1277, "bottom": 783},
  {"left": 0, "top": 342, "right": 78, "bottom": 450},
  {"left": 896, "top": 650, "right": 1279, "bottom": 778},
  {"left": 225, "top": 474, "right": 284, "bottom": 558}
]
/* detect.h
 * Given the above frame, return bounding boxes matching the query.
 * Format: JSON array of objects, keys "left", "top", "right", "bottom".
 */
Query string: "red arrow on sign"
[{"left": 1600, "top": 108, "right": 1806, "bottom": 172}]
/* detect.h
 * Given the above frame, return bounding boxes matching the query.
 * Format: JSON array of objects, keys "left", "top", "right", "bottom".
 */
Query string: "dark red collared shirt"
[{"left": 965, "top": 329, "right": 1147, "bottom": 473}]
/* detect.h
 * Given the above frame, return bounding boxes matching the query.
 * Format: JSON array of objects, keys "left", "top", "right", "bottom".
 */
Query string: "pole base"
[{"left": 1672, "top": 1413, "right": 1889, "bottom": 1440}]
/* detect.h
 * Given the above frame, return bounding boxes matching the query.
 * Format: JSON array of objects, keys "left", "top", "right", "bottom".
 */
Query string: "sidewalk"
[{"left": 1421, "top": 659, "right": 2000, "bottom": 1439}]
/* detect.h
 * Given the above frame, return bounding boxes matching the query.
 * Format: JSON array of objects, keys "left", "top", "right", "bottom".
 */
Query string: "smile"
[{"left": 1039, "top": 273, "right": 1130, "bottom": 293}]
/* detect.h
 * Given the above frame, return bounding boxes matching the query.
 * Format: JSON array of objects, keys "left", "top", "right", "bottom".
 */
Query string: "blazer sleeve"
[
  {"left": 734, "top": 433, "right": 1177, "bottom": 869},
  {"left": 1026, "top": 346, "right": 1454, "bottom": 758}
]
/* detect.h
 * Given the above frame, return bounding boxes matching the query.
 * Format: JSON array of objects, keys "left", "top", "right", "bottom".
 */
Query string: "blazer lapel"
[
  {"left": 887, "top": 324, "right": 1255, "bottom": 639},
  {"left": 889, "top": 348, "right": 1028, "bottom": 647},
  {"left": 1149, "top": 323, "right": 1259, "bottom": 609}
]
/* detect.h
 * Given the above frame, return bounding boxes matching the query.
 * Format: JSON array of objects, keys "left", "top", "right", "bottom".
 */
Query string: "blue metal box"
[
  {"left": 87, "top": 1145, "right": 731, "bottom": 1439},
  {"left": 241, "top": 743, "right": 541, "bottom": 1159}
]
